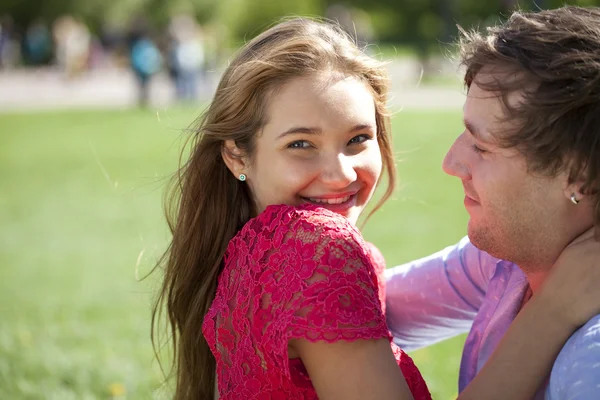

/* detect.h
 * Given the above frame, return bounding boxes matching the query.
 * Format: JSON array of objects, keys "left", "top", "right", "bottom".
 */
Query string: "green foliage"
[
  {"left": 225, "top": 0, "right": 323, "bottom": 43},
  {"left": 5, "top": 0, "right": 600, "bottom": 50},
  {"left": 326, "top": 0, "right": 600, "bottom": 48}
]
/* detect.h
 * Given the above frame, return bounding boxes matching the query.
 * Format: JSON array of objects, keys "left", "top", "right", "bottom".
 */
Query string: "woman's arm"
[
  {"left": 458, "top": 228, "right": 600, "bottom": 400},
  {"left": 291, "top": 338, "right": 414, "bottom": 400},
  {"left": 457, "top": 290, "right": 572, "bottom": 400}
]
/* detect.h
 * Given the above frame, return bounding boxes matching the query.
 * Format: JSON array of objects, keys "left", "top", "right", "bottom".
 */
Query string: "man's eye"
[{"left": 472, "top": 144, "right": 487, "bottom": 154}]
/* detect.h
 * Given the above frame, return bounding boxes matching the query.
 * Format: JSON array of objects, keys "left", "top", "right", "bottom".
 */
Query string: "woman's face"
[{"left": 232, "top": 73, "right": 383, "bottom": 225}]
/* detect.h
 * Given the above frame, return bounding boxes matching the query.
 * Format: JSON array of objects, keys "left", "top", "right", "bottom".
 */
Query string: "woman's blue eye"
[
  {"left": 288, "top": 140, "right": 311, "bottom": 149},
  {"left": 348, "top": 134, "right": 371, "bottom": 145}
]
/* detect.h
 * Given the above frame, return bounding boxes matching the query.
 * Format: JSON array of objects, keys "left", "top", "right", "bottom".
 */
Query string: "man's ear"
[
  {"left": 564, "top": 180, "right": 586, "bottom": 204},
  {"left": 221, "top": 140, "right": 250, "bottom": 179}
]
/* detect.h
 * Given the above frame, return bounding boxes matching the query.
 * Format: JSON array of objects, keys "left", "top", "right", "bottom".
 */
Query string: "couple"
[{"left": 152, "top": 6, "right": 600, "bottom": 400}]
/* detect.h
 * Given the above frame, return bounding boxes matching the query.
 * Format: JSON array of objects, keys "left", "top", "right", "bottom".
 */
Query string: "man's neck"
[{"left": 523, "top": 270, "right": 550, "bottom": 294}]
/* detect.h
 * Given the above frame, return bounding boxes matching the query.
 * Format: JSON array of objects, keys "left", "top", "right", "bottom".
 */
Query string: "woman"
[{"left": 152, "top": 18, "right": 600, "bottom": 400}]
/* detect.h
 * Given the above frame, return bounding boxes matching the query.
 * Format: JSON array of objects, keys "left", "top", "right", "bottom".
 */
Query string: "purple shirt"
[{"left": 385, "top": 236, "right": 600, "bottom": 399}]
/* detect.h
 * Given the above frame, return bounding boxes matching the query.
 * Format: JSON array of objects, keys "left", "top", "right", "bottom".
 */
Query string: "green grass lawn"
[{"left": 0, "top": 106, "right": 468, "bottom": 399}]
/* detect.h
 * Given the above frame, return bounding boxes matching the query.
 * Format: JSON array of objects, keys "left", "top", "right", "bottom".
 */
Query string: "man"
[{"left": 386, "top": 6, "right": 600, "bottom": 399}]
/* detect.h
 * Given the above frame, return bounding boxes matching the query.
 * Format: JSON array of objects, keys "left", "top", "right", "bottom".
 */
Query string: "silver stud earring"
[
  {"left": 570, "top": 193, "right": 580, "bottom": 205},
  {"left": 238, "top": 173, "right": 247, "bottom": 182}
]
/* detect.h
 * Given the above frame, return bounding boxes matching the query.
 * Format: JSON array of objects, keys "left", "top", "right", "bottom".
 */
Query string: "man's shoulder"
[
  {"left": 547, "top": 314, "right": 600, "bottom": 399},
  {"left": 554, "top": 314, "right": 600, "bottom": 365},
  {"left": 561, "top": 314, "right": 600, "bottom": 352},
  {"left": 577, "top": 313, "right": 600, "bottom": 334}
]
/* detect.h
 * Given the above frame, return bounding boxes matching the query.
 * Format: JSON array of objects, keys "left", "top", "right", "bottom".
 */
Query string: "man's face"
[{"left": 442, "top": 74, "right": 592, "bottom": 271}]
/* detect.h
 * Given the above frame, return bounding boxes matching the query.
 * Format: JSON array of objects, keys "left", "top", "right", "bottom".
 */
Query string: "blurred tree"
[
  {"left": 222, "top": 0, "right": 322, "bottom": 44},
  {"left": 2, "top": 0, "right": 600, "bottom": 52},
  {"left": 323, "top": 0, "right": 600, "bottom": 51}
]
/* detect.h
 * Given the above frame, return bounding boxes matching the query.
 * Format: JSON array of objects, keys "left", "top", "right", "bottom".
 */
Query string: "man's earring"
[
  {"left": 570, "top": 193, "right": 580, "bottom": 205},
  {"left": 238, "top": 173, "right": 247, "bottom": 182}
]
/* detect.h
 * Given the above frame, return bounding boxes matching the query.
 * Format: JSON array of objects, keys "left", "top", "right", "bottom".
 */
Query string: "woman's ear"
[{"left": 221, "top": 140, "right": 249, "bottom": 179}]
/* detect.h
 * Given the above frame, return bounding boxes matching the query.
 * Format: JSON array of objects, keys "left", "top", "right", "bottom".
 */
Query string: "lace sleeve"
[
  {"left": 254, "top": 205, "right": 389, "bottom": 346},
  {"left": 365, "top": 242, "right": 387, "bottom": 315}
]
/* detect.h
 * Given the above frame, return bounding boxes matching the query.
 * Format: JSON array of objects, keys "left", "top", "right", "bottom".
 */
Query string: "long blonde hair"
[{"left": 152, "top": 17, "right": 396, "bottom": 399}]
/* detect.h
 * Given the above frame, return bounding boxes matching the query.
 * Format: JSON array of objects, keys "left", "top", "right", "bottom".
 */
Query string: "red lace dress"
[{"left": 202, "top": 204, "right": 431, "bottom": 400}]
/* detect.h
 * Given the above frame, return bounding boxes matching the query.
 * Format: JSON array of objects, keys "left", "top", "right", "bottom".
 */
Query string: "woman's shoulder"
[
  {"left": 226, "top": 203, "right": 370, "bottom": 274},
  {"left": 242, "top": 203, "right": 362, "bottom": 241},
  {"left": 263, "top": 203, "right": 353, "bottom": 224},
  {"left": 364, "top": 242, "right": 386, "bottom": 272}
]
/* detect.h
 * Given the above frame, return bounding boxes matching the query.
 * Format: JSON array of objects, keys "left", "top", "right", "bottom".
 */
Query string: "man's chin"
[
  {"left": 468, "top": 226, "right": 509, "bottom": 261},
  {"left": 467, "top": 224, "right": 492, "bottom": 252}
]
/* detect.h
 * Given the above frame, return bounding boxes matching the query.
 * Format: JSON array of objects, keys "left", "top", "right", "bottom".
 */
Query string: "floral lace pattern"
[{"left": 202, "top": 204, "right": 431, "bottom": 399}]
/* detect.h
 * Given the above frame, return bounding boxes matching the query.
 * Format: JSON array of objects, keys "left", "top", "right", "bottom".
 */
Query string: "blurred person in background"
[
  {"left": 167, "top": 14, "right": 205, "bottom": 102},
  {"left": 127, "top": 15, "right": 162, "bottom": 107},
  {"left": 22, "top": 18, "right": 52, "bottom": 66},
  {"left": 386, "top": 6, "right": 600, "bottom": 400},
  {"left": 151, "top": 17, "right": 600, "bottom": 400},
  {"left": 97, "top": 21, "right": 124, "bottom": 68},
  {"left": 325, "top": 3, "right": 375, "bottom": 49},
  {"left": 0, "top": 16, "right": 8, "bottom": 67},
  {"left": 201, "top": 20, "right": 229, "bottom": 80},
  {"left": 0, "top": 15, "right": 17, "bottom": 68},
  {"left": 87, "top": 35, "right": 107, "bottom": 70},
  {"left": 52, "top": 16, "right": 91, "bottom": 78}
]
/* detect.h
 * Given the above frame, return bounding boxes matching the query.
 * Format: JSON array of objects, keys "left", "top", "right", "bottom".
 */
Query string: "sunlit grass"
[{"left": 0, "top": 106, "right": 467, "bottom": 399}]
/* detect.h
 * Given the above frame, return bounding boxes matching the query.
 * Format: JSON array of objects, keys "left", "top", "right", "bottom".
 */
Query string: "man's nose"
[{"left": 442, "top": 133, "right": 471, "bottom": 180}]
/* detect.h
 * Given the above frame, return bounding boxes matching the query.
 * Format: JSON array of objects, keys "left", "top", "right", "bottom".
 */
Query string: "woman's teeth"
[{"left": 307, "top": 195, "right": 351, "bottom": 205}]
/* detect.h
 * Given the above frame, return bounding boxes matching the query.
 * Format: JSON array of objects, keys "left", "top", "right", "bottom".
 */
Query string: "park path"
[{"left": 0, "top": 59, "right": 465, "bottom": 113}]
